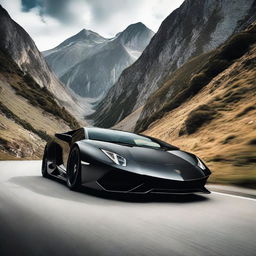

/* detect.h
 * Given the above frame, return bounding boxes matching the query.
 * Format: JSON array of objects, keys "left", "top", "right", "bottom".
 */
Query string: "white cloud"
[{"left": 0, "top": 0, "right": 184, "bottom": 51}]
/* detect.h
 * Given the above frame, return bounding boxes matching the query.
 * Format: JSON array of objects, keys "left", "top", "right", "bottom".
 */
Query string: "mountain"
[
  {"left": 91, "top": 0, "right": 256, "bottom": 128},
  {"left": 0, "top": 5, "right": 81, "bottom": 159},
  {"left": 135, "top": 21, "right": 256, "bottom": 131},
  {"left": 0, "top": 5, "right": 84, "bottom": 119},
  {"left": 142, "top": 22, "right": 256, "bottom": 188},
  {"left": 43, "top": 23, "right": 154, "bottom": 101},
  {"left": 43, "top": 29, "right": 107, "bottom": 77}
]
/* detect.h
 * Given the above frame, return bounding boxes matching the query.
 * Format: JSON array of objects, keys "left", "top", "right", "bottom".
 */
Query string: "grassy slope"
[
  {"left": 144, "top": 42, "right": 256, "bottom": 188},
  {"left": 136, "top": 23, "right": 256, "bottom": 132},
  {"left": 0, "top": 49, "right": 80, "bottom": 160}
]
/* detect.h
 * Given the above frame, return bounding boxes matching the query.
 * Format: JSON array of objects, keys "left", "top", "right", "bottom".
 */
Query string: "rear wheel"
[
  {"left": 66, "top": 146, "right": 81, "bottom": 190},
  {"left": 41, "top": 147, "right": 50, "bottom": 178}
]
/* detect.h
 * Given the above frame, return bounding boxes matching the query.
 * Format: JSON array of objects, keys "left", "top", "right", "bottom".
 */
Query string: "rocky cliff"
[
  {"left": 0, "top": 5, "right": 83, "bottom": 119},
  {"left": 91, "top": 0, "right": 255, "bottom": 128},
  {"left": 0, "top": 5, "right": 81, "bottom": 159}
]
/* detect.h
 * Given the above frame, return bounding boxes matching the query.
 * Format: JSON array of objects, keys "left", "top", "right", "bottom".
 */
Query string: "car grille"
[{"left": 97, "top": 170, "right": 207, "bottom": 193}]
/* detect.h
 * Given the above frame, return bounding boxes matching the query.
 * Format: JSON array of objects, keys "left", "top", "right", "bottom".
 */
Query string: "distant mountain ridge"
[
  {"left": 43, "top": 23, "right": 154, "bottom": 102},
  {"left": 91, "top": 0, "right": 256, "bottom": 128},
  {"left": 43, "top": 29, "right": 107, "bottom": 77}
]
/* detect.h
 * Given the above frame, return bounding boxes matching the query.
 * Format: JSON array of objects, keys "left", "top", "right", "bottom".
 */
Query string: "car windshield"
[{"left": 87, "top": 128, "right": 164, "bottom": 149}]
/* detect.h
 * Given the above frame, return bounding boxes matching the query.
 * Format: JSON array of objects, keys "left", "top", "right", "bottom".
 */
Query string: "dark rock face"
[
  {"left": 0, "top": 5, "right": 50, "bottom": 88},
  {"left": 91, "top": 0, "right": 255, "bottom": 128},
  {"left": 43, "top": 23, "right": 154, "bottom": 101},
  {"left": 0, "top": 5, "right": 81, "bottom": 117}
]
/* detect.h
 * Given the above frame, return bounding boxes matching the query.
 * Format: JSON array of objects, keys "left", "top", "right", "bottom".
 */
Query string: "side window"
[{"left": 72, "top": 129, "right": 85, "bottom": 144}]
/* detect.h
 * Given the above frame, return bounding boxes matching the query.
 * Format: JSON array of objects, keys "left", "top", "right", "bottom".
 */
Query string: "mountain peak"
[
  {"left": 0, "top": 4, "right": 9, "bottom": 15},
  {"left": 115, "top": 22, "right": 154, "bottom": 51},
  {"left": 56, "top": 28, "right": 106, "bottom": 49},
  {"left": 77, "top": 28, "right": 103, "bottom": 37},
  {"left": 122, "top": 22, "right": 153, "bottom": 34},
  {"left": 70, "top": 28, "right": 105, "bottom": 41},
  {"left": 129, "top": 22, "right": 147, "bottom": 28}
]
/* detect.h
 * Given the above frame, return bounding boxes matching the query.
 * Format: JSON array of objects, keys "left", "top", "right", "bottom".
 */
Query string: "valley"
[
  {"left": 0, "top": 0, "right": 255, "bottom": 187},
  {"left": 43, "top": 23, "right": 154, "bottom": 107}
]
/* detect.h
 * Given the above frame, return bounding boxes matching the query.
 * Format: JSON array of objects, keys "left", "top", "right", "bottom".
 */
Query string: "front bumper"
[{"left": 81, "top": 163, "right": 210, "bottom": 194}]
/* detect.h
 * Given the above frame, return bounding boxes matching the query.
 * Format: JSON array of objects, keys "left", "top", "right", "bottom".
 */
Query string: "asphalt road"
[{"left": 0, "top": 161, "right": 255, "bottom": 256}]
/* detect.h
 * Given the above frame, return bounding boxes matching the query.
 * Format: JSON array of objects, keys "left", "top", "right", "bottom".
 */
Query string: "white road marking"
[{"left": 211, "top": 191, "right": 256, "bottom": 202}]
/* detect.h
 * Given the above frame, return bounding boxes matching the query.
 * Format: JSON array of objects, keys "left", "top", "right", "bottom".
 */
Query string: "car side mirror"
[{"left": 55, "top": 133, "right": 72, "bottom": 143}]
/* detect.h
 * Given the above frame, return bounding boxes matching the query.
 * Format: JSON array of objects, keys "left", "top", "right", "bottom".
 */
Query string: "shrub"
[
  {"left": 178, "top": 126, "right": 186, "bottom": 136},
  {"left": 0, "top": 102, "right": 52, "bottom": 142},
  {"left": 183, "top": 105, "right": 218, "bottom": 134},
  {"left": 209, "top": 156, "right": 227, "bottom": 162},
  {"left": 223, "top": 87, "right": 250, "bottom": 103},
  {"left": 236, "top": 105, "right": 256, "bottom": 117},
  {"left": 135, "top": 26, "right": 256, "bottom": 133},
  {"left": 10, "top": 73, "right": 80, "bottom": 129},
  {"left": 217, "top": 32, "right": 256, "bottom": 61},
  {"left": 222, "top": 135, "right": 236, "bottom": 144},
  {"left": 234, "top": 155, "right": 256, "bottom": 165},
  {"left": 36, "top": 130, "right": 52, "bottom": 141},
  {"left": 203, "top": 59, "right": 230, "bottom": 77},
  {"left": 248, "top": 139, "right": 256, "bottom": 145},
  {"left": 189, "top": 72, "right": 210, "bottom": 95},
  {"left": 0, "top": 137, "right": 8, "bottom": 147}
]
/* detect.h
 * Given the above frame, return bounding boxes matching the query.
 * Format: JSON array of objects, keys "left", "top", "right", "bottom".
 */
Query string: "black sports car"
[{"left": 42, "top": 127, "right": 211, "bottom": 194}]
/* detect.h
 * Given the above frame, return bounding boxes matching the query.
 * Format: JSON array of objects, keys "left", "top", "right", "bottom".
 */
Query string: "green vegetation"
[
  {"left": 203, "top": 59, "right": 230, "bottom": 77},
  {"left": 12, "top": 74, "right": 79, "bottom": 129},
  {"left": 181, "top": 104, "right": 218, "bottom": 134},
  {"left": 177, "top": 81, "right": 254, "bottom": 136},
  {"left": 135, "top": 25, "right": 256, "bottom": 132},
  {"left": 0, "top": 49, "right": 79, "bottom": 129},
  {"left": 189, "top": 72, "right": 210, "bottom": 95},
  {"left": 0, "top": 137, "right": 8, "bottom": 147},
  {"left": 0, "top": 102, "right": 51, "bottom": 141},
  {"left": 216, "top": 32, "right": 256, "bottom": 61},
  {"left": 0, "top": 137, "right": 14, "bottom": 159}
]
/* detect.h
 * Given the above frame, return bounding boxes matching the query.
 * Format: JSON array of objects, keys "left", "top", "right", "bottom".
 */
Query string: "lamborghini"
[{"left": 42, "top": 127, "right": 211, "bottom": 194}]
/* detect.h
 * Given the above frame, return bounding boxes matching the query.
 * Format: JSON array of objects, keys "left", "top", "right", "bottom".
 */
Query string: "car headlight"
[
  {"left": 197, "top": 157, "right": 206, "bottom": 170},
  {"left": 101, "top": 149, "right": 127, "bottom": 166}
]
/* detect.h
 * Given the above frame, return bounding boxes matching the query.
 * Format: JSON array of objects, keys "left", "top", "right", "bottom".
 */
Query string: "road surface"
[{"left": 0, "top": 161, "right": 255, "bottom": 256}]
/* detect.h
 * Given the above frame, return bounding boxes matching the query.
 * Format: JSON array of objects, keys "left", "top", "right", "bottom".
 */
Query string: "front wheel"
[{"left": 66, "top": 146, "right": 81, "bottom": 190}]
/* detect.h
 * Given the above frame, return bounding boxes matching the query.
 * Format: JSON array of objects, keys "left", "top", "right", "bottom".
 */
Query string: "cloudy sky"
[{"left": 0, "top": 0, "right": 184, "bottom": 51}]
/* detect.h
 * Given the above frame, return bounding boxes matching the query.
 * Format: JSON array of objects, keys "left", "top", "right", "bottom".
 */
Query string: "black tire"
[
  {"left": 42, "top": 147, "right": 50, "bottom": 178},
  {"left": 66, "top": 146, "right": 81, "bottom": 190}
]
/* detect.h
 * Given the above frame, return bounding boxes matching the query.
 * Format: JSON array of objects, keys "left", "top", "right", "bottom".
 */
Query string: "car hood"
[{"left": 82, "top": 140, "right": 210, "bottom": 181}]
